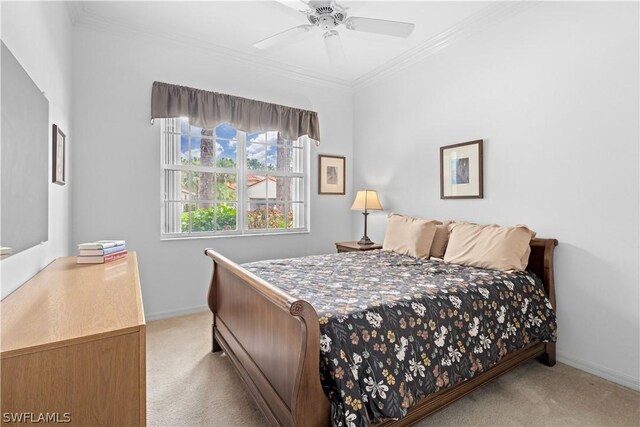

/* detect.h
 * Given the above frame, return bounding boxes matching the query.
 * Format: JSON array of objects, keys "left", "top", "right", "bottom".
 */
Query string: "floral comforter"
[{"left": 243, "top": 250, "right": 556, "bottom": 427}]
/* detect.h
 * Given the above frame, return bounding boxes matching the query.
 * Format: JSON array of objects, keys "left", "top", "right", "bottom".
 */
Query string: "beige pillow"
[
  {"left": 383, "top": 214, "right": 439, "bottom": 259},
  {"left": 430, "top": 220, "right": 453, "bottom": 258},
  {"left": 444, "top": 222, "right": 535, "bottom": 271}
]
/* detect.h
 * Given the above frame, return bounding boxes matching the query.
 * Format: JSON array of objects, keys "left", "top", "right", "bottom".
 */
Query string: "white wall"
[
  {"left": 353, "top": 2, "right": 639, "bottom": 390},
  {"left": 0, "top": 2, "right": 73, "bottom": 298},
  {"left": 7, "top": 0, "right": 635, "bottom": 393},
  {"left": 72, "top": 27, "right": 354, "bottom": 320}
]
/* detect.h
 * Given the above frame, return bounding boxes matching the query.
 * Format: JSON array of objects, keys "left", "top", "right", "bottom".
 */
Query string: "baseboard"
[
  {"left": 145, "top": 304, "right": 209, "bottom": 322},
  {"left": 557, "top": 351, "right": 640, "bottom": 392}
]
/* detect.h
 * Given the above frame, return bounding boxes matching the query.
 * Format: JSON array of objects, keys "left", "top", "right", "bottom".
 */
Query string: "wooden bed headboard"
[{"left": 527, "top": 238, "right": 559, "bottom": 309}]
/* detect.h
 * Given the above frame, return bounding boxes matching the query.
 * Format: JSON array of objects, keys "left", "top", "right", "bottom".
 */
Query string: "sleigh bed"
[{"left": 204, "top": 237, "right": 558, "bottom": 427}]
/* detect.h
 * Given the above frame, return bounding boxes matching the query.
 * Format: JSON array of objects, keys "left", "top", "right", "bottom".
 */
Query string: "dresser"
[{"left": 1, "top": 253, "right": 146, "bottom": 426}]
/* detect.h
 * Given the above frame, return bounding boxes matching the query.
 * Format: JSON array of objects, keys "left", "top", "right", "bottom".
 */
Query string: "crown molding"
[
  {"left": 70, "top": 2, "right": 535, "bottom": 93},
  {"left": 351, "top": 2, "right": 537, "bottom": 91},
  {"left": 72, "top": 7, "right": 353, "bottom": 91}
]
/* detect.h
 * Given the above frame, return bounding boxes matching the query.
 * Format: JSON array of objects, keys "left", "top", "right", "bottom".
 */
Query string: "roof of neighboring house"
[{"left": 226, "top": 175, "right": 275, "bottom": 191}]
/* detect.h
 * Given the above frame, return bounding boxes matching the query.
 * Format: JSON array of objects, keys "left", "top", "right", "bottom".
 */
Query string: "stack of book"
[{"left": 77, "top": 240, "right": 127, "bottom": 264}]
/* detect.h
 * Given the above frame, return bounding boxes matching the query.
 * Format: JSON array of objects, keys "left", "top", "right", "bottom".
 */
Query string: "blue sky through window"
[
  {"left": 180, "top": 122, "right": 238, "bottom": 163},
  {"left": 177, "top": 121, "right": 293, "bottom": 166}
]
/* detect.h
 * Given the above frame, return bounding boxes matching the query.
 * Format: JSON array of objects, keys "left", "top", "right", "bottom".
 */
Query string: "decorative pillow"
[
  {"left": 383, "top": 214, "right": 439, "bottom": 259},
  {"left": 444, "top": 222, "right": 535, "bottom": 271},
  {"left": 430, "top": 220, "right": 454, "bottom": 259}
]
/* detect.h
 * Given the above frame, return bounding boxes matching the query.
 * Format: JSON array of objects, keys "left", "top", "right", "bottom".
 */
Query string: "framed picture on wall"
[
  {"left": 440, "top": 139, "right": 483, "bottom": 199},
  {"left": 52, "top": 124, "right": 66, "bottom": 185},
  {"left": 318, "top": 154, "right": 345, "bottom": 195}
]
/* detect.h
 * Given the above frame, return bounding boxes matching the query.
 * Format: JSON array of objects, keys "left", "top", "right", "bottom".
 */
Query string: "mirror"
[{"left": 1, "top": 41, "right": 49, "bottom": 258}]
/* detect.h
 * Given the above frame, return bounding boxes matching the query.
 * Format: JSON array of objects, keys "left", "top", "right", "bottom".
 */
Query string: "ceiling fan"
[{"left": 253, "top": 0, "right": 415, "bottom": 66}]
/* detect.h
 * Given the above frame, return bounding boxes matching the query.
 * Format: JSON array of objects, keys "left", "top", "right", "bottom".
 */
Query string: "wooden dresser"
[{"left": 1, "top": 253, "right": 146, "bottom": 426}]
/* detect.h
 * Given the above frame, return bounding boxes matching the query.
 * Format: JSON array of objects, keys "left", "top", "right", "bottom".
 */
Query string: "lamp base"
[{"left": 357, "top": 236, "right": 374, "bottom": 245}]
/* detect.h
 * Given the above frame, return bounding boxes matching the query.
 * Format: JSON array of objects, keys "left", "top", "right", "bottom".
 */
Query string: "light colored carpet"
[{"left": 147, "top": 311, "right": 640, "bottom": 427}]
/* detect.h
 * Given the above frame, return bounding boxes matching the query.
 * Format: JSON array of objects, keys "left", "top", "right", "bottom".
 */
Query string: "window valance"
[{"left": 151, "top": 81, "right": 320, "bottom": 143}]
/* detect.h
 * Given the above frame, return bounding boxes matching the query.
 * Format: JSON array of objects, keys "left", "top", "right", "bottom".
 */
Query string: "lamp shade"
[{"left": 351, "top": 190, "right": 383, "bottom": 211}]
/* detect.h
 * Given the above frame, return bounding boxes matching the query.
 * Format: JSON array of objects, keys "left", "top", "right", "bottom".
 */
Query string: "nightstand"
[{"left": 335, "top": 241, "right": 383, "bottom": 253}]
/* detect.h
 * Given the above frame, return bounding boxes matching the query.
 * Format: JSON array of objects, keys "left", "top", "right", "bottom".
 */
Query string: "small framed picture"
[
  {"left": 52, "top": 124, "right": 66, "bottom": 185},
  {"left": 318, "top": 155, "right": 345, "bottom": 195},
  {"left": 440, "top": 139, "right": 483, "bottom": 199}
]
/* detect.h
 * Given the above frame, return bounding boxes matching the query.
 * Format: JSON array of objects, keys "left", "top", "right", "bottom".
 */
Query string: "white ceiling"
[{"left": 75, "top": 1, "right": 494, "bottom": 85}]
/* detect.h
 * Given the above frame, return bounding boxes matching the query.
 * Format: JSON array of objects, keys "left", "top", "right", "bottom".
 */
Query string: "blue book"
[
  {"left": 103, "top": 244, "right": 126, "bottom": 255},
  {"left": 78, "top": 240, "right": 126, "bottom": 250}
]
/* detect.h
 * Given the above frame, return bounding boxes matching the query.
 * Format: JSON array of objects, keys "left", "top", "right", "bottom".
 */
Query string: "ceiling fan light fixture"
[{"left": 255, "top": 0, "right": 416, "bottom": 64}]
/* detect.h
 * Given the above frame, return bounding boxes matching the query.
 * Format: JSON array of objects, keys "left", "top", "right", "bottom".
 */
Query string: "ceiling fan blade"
[
  {"left": 323, "top": 30, "right": 346, "bottom": 68},
  {"left": 273, "top": 0, "right": 311, "bottom": 12},
  {"left": 253, "top": 24, "right": 314, "bottom": 50},
  {"left": 345, "top": 16, "right": 415, "bottom": 38}
]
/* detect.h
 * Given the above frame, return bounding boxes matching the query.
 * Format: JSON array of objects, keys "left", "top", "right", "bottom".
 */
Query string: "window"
[{"left": 161, "top": 118, "right": 309, "bottom": 238}]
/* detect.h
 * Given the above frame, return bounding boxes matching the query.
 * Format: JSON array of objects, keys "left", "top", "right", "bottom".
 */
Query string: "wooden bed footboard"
[
  {"left": 205, "top": 237, "right": 557, "bottom": 427},
  {"left": 205, "top": 249, "right": 330, "bottom": 427}
]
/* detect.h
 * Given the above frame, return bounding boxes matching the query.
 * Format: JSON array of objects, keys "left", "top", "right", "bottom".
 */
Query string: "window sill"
[{"left": 160, "top": 230, "right": 310, "bottom": 241}]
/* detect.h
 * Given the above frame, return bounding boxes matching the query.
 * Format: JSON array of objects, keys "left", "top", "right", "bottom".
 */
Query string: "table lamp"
[{"left": 351, "top": 190, "right": 383, "bottom": 245}]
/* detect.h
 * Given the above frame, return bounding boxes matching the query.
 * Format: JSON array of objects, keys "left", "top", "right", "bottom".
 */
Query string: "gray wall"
[
  {"left": 352, "top": 2, "right": 639, "bottom": 390},
  {"left": 1, "top": 2, "right": 73, "bottom": 298},
  {"left": 72, "top": 27, "right": 354, "bottom": 320}
]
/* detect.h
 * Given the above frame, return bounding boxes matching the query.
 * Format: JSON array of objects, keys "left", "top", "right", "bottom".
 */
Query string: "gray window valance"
[{"left": 151, "top": 81, "right": 320, "bottom": 143}]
